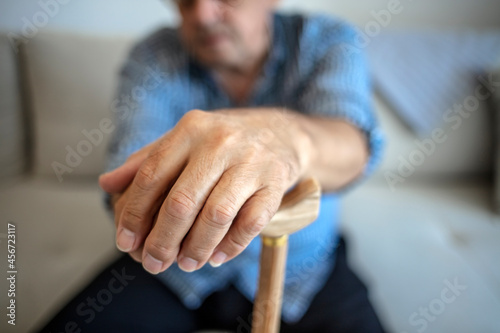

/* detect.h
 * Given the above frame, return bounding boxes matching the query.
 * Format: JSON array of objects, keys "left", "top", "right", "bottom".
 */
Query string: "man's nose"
[{"left": 189, "top": 0, "right": 222, "bottom": 27}]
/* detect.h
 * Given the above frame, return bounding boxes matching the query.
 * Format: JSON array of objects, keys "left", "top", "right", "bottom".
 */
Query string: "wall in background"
[{"left": 1, "top": 0, "right": 500, "bottom": 38}]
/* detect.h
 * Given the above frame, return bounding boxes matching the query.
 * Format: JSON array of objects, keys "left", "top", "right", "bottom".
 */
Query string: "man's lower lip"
[{"left": 202, "top": 36, "right": 226, "bottom": 46}]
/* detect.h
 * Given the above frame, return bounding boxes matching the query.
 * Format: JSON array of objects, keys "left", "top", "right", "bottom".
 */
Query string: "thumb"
[{"left": 99, "top": 143, "right": 154, "bottom": 193}]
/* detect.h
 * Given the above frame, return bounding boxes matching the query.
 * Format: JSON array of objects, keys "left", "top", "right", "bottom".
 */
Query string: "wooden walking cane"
[{"left": 251, "top": 177, "right": 321, "bottom": 333}]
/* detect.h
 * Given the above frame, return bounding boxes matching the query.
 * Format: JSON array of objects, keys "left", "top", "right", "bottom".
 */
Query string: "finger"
[
  {"left": 177, "top": 168, "right": 260, "bottom": 272},
  {"left": 125, "top": 204, "right": 163, "bottom": 262},
  {"left": 208, "top": 187, "right": 282, "bottom": 267},
  {"left": 114, "top": 179, "right": 166, "bottom": 253},
  {"left": 115, "top": 138, "right": 188, "bottom": 253},
  {"left": 141, "top": 154, "right": 225, "bottom": 274},
  {"left": 99, "top": 141, "right": 156, "bottom": 193},
  {"left": 113, "top": 187, "right": 132, "bottom": 229}
]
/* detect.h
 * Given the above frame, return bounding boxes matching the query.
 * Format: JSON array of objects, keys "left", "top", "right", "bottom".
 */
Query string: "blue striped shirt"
[{"left": 104, "top": 12, "right": 384, "bottom": 323}]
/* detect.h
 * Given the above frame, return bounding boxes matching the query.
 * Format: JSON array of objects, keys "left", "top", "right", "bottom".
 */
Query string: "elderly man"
[{"left": 40, "top": 0, "right": 385, "bottom": 332}]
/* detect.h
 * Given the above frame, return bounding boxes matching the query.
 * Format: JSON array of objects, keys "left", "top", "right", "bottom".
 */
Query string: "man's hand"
[{"left": 99, "top": 109, "right": 312, "bottom": 274}]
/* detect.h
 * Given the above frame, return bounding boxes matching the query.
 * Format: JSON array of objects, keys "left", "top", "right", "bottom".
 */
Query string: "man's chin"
[{"left": 193, "top": 50, "right": 238, "bottom": 70}]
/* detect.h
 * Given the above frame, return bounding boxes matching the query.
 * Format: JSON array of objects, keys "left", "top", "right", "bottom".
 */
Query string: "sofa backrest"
[
  {"left": 372, "top": 92, "right": 493, "bottom": 182},
  {"left": 21, "top": 30, "right": 135, "bottom": 182}
]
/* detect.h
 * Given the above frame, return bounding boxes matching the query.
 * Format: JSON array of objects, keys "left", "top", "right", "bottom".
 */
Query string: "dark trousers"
[{"left": 38, "top": 238, "right": 385, "bottom": 333}]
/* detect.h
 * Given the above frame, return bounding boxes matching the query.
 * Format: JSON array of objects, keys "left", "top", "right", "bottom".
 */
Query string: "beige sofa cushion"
[
  {"left": 22, "top": 30, "right": 135, "bottom": 181},
  {"left": 372, "top": 91, "right": 493, "bottom": 184}
]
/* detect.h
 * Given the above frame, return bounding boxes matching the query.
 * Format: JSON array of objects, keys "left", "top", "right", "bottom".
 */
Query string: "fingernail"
[
  {"left": 178, "top": 256, "right": 198, "bottom": 273},
  {"left": 143, "top": 253, "right": 163, "bottom": 274},
  {"left": 209, "top": 251, "right": 227, "bottom": 268},
  {"left": 116, "top": 228, "right": 135, "bottom": 252}
]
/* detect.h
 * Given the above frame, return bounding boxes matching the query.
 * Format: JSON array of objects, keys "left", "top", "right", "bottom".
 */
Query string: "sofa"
[{"left": 0, "top": 29, "right": 499, "bottom": 333}]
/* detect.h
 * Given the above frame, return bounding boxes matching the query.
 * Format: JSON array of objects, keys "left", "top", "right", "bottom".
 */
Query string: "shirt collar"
[{"left": 263, "top": 12, "right": 286, "bottom": 76}]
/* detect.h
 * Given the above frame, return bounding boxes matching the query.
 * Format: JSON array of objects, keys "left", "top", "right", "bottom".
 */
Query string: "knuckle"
[
  {"left": 121, "top": 207, "right": 144, "bottom": 228},
  {"left": 226, "top": 234, "right": 249, "bottom": 254},
  {"left": 181, "top": 109, "right": 206, "bottom": 126},
  {"left": 188, "top": 109, "right": 206, "bottom": 117},
  {"left": 184, "top": 242, "right": 214, "bottom": 260},
  {"left": 271, "top": 160, "right": 288, "bottom": 176},
  {"left": 211, "top": 127, "right": 238, "bottom": 149},
  {"left": 244, "top": 141, "right": 265, "bottom": 159},
  {"left": 244, "top": 194, "right": 278, "bottom": 236},
  {"left": 242, "top": 214, "right": 268, "bottom": 236},
  {"left": 145, "top": 240, "right": 176, "bottom": 261},
  {"left": 135, "top": 163, "right": 159, "bottom": 191},
  {"left": 284, "top": 159, "right": 300, "bottom": 181},
  {"left": 270, "top": 152, "right": 301, "bottom": 184},
  {"left": 203, "top": 203, "right": 235, "bottom": 229},
  {"left": 164, "top": 189, "right": 197, "bottom": 220}
]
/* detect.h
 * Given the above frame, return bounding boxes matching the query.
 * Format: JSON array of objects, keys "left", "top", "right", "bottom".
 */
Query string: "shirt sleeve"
[
  {"left": 295, "top": 15, "right": 385, "bottom": 180},
  {"left": 105, "top": 56, "right": 174, "bottom": 171}
]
